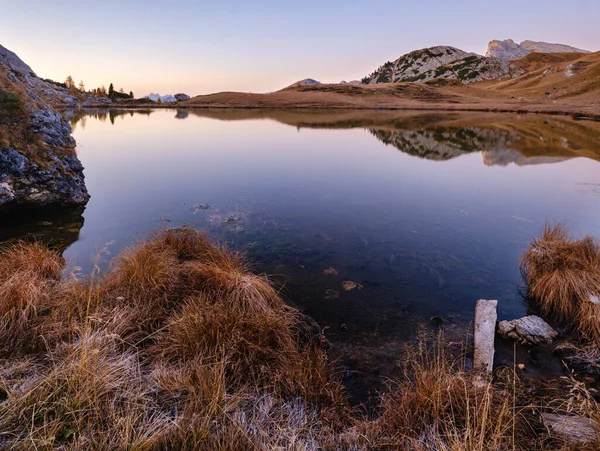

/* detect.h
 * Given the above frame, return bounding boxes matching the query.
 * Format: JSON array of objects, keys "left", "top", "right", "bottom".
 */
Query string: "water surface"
[{"left": 4, "top": 109, "right": 600, "bottom": 382}]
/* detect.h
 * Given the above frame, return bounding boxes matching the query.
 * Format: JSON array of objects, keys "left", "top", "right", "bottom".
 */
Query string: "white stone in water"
[
  {"left": 474, "top": 299, "right": 498, "bottom": 374},
  {"left": 498, "top": 315, "right": 558, "bottom": 345}
]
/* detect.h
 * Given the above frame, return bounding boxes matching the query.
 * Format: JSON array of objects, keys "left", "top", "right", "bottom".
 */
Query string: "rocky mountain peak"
[
  {"left": 0, "top": 44, "right": 34, "bottom": 76},
  {"left": 361, "top": 45, "right": 524, "bottom": 86},
  {"left": 486, "top": 39, "right": 589, "bottom": 61}
]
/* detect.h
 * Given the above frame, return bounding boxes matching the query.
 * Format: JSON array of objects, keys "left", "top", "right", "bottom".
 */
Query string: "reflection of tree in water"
[
  {"left": 68, "top": 109, "right": 154, "bottom": 130},
  {"left": 369, "top": 127, "right": 522, "bottom": 161},
  {"left": 0, "top": 206, "right": 85, "bottom": 251}
]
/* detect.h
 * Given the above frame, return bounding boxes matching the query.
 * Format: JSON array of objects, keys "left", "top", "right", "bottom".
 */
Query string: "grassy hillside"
[{"left": 182, "top": 52, "right": 600, "bottom": 118}]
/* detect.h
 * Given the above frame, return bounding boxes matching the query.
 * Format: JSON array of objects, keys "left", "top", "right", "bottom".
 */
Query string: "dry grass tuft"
[
  {"left": 354, "top": 335, "right": 537, "bottom": 450},
  {"left": 0, "top": 229, "right": 348, "bottom": 449},
  {"left": 521, "top": 223, "right": 600, "bottom": 344},
  {"left": 0, "top": 242, "right": 63, "bottom": 355}
]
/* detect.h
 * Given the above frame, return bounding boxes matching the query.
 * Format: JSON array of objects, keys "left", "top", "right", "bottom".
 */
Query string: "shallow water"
[{"left": 3, "top": 109, "right": 600, "bottom": 369}]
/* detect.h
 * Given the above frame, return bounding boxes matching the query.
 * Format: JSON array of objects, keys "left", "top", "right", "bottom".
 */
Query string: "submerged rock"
[
  {"left": 324, "top": 289, "right": 339, "bottom": 301},
  {"left": 498, "top": 315, "right": 558, "bottom": 345},
  {"left": 323, "top": 267, "right": 338, "bottom": 276},
  {"left": 342, "top": 281, "right": 363, "bottom": 291}
]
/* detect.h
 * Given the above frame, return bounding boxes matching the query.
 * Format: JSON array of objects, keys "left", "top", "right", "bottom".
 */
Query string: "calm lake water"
[{"left": 3, "top": 109, "right": 600, "bottom": 377}]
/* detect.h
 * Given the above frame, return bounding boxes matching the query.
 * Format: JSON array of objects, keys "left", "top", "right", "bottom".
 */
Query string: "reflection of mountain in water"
[
  {"left": 481, "top": 149, "right": 570, "bottom": 166},
  {"left": 370, "top": 127, "right": 573, "bottom": 166},
  {"left": 68, "top": 108, "right": 600, "bottom": 166},
  {"left": 0, "top": 206, "right": 85, "bottom": 251}
]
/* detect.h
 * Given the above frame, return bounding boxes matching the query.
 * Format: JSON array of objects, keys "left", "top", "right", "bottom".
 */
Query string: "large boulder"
[
  {"left": 497, "top": 315, "right": 558, "bottom": 345},
  {"left": 0, "top": 44, "right": 89, "bottom": 210}
]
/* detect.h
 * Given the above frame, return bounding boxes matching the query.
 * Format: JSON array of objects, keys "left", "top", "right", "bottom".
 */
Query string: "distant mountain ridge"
[
  {"left": 486, "top": 39, "right": 589, "bottom": 61},
  {"left": 361, "top": 39, "right": 589, "bottom": 87}
]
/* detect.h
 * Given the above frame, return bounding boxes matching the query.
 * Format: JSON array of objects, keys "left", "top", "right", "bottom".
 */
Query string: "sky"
[{"left": 2, "top": 0, "right": 599, "bottom": 96}]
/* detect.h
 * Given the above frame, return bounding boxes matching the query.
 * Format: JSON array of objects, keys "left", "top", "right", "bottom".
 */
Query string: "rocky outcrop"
[
  {"left": 0, "top": 44, "right": 89, "bottom": 210},
  {"left": 174, "top": 93, "right": 190, "bottom": 102},
  {"left": 362, "top": 46, "right": 524, "bottom": 85},
  {"left": 498, "top": 316, "right": 558, "bottom": 345},
  {"left": 285, "top": 78, "right": 321, "bottom": 89},
  {"left": 486, "top": 39, "right": 589, "bottom": 61}
]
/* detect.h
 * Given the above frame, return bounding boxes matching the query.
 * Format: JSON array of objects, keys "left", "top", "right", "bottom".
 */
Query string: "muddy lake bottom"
[{"left": 3, "top": 108, "right": 600, "bottom": 401}]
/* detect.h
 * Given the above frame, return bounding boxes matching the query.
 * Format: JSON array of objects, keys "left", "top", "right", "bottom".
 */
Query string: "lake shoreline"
[{"left": 74, "top": 103, "right": 600, "bottom": 121}]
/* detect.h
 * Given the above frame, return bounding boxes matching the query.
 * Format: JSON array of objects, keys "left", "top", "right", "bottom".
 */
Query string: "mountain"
[
  {"left": 486, "top": 39, "right": 589, "bottom": 61},
  {"left": 147, "top": 93, "right": 177, "bottom": 103},
  {"left": 363, "top": 46, "right": 474, "bottom": 84},
  {"left": 361, "top": 46, "right": 525, "bottom": 85},
  {"left": 285, "top": 78, "right": 321, "bottom": 89},
  {"left": 0, "top": 44, "right": 89, "bottom": 210}
]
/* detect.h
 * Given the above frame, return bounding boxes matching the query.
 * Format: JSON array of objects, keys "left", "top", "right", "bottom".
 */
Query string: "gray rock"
[
  {"left": 486, "top": 39, "right": 589, "bottom": 61},
  {"left": 498, "top": 315, "right": 558, "bottom": 345},
  {"left": 474, "top": 299, "right": 498, "bottom": 373},
  {"left": 542, "top": 413, "right": 599, "bottom": 444},
  {"left": 0, "top": 44, "right": 34, "bottom": 75},
  {"left": 1, "top": 44, "right": 89, "bottom": 210},
  {"left": 174, "top": 93, "right": 190, "bottom": 102}
]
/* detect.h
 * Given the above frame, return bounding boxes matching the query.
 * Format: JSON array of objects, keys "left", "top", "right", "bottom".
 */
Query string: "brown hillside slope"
[
  {"left": 483, "top": 51, "right": 600, "bottom": 102},
  {"left": 183, "top": 52, "right": 600, "bottom": 117}
]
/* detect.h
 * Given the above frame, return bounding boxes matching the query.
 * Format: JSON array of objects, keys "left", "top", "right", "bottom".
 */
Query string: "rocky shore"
[{"left": 0, "top": 45, "right": 89, "bottom": 210}]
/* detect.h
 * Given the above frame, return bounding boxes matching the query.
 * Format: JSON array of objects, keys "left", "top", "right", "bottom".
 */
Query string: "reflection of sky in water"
[{"left": 62, "top": 110, "right": 600, "bottom": 345}]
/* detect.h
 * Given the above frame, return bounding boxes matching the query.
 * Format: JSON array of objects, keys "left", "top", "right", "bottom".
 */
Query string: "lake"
[{"left": 3, "top": 108, "right": 600, "bottom": 386}]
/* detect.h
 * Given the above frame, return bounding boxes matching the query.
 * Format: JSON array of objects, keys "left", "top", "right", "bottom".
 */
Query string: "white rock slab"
[{"left": 474, "top": 299, "right": 498, "bottom": 374}]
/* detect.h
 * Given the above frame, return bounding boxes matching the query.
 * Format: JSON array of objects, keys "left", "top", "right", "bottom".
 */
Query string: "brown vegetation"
[
  {"left": 521, "top": 223, "right": 600, "bottom": 344},
  {"left": 0, "top": 228, "right": 598, "bottom": 449},
  {"left": 175, "top": 51, "right": 600, "bottom": 119}
]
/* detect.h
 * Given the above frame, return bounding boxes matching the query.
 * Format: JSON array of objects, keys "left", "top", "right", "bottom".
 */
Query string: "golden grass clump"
[
  {"left": 0, "top": 229, "right": 348, "bottom": 449},
  {"left": 353, "top": 337, "right": 536, "bottom": 451},
  {"left": 521, "top": 223, "right": 600, "bottom": 344},
  {"left": 0, "top": 242, "right": 63, "bottom": 355}
]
